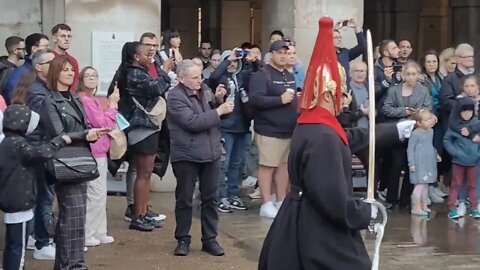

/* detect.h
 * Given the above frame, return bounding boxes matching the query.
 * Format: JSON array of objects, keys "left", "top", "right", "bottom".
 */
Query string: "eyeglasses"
[
  {"left": 459, "top": 55, "right": 474, "bottom": 59},
  {"left": 38, "top": 60, "right": 52, "bottom": 65},
  {"left": 16, "top": 47, "right": 26, "bottom": 51}
]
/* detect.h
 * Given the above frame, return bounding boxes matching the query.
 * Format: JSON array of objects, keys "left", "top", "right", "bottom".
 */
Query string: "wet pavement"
[{"left": 1, "top": 190, "right": 480, "bottom": 269}]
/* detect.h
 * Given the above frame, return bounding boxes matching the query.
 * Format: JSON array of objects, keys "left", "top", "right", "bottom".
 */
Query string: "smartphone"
[
  {"left": 393, "top": 64, "right": 403, "bottom": 73},
  {"left": 342, "top": 20, "right": 350, "bottom": 27}
]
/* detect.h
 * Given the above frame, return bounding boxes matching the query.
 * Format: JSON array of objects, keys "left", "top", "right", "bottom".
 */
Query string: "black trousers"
[
  {"left": 386, "top": 143, "right": 413, "bottom": 206},
  {"left": 3, "top": 219, "right": 33, "bottom": 270},
  {"left": 172, "top": 159, "right": 220, "bottom": 243},
  {"left": 54, "top": 183, "right": 87, "bottom": 270}
]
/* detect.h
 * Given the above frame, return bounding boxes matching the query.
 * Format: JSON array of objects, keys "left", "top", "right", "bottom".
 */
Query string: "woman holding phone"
[
  {"left": 381, "top": 60, "right": 433, "bottom": 208},
  {"left": 40, "top": 56, "right": 109, "bottom": 269},
  {"left": 77, "top": 66, "right": 119, "bottom": 247}
]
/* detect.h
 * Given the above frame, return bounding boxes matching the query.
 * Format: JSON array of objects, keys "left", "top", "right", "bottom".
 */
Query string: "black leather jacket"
[{"left": 40, "top": 90, "right": 89, "bottom": 142}]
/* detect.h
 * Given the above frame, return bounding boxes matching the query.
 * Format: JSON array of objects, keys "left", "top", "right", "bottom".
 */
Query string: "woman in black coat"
[{"left": 40, "top": 56, "right": 107, "bottom": 270}]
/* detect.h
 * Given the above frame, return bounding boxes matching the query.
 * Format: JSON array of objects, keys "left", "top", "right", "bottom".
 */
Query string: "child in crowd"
[
  {"left": 449, "top": 75, "right": 480, "bottom": 216},
  {"left": 444, "top": 97, "right": 480, "bottom": 219},
  {"left": 0, "top": 105, "right": 71, "bottom": 270},
  {"left": 407, "top": 109, "right": 439, "bottom": 216}
]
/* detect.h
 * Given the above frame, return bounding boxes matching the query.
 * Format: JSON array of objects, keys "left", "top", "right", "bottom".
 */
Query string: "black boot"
[
  {"left": 202, "top": 240, "right": 225, "bottom": 256},
  {"left": 174, "top": 240, "right": 190, "bottom": 256}
]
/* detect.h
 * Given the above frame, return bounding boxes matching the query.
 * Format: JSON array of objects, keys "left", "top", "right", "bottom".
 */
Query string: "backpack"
[{"left": 242, "top": 67, "right": 273, "bottom": 120}]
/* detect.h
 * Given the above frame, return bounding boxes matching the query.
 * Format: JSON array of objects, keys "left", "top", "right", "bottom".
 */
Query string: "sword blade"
[{"left": 366, "top": 30, "right": 376, "bottom": 201}]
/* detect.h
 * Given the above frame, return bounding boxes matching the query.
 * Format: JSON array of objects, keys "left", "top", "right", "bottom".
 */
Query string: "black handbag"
[{"left": 47, "top": 145, "right": 99, "bottom": 184}]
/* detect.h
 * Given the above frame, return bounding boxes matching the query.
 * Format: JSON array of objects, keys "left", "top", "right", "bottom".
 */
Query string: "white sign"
[{"left": 92, "top": 32, "right": 135, "bottom": 96}]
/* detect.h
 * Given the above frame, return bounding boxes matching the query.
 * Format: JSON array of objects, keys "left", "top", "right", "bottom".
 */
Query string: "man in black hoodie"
[
  {"left": 248, "top": 40, "right": 297, "bottom": 219},
  {"left": 0, "top": 105, "right": 69, "bottom": 270},
  {"left": 0, "top": 36, "right": 25, "bottom": 98}
]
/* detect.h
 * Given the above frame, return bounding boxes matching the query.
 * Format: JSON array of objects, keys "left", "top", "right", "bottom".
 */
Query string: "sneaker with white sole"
[
  {"left": 429, "top": 186, "right": 444, "bottom": 203},
  {"left": 260, "top": 202, "right": 278, "bottom": 219},
  {"left": 99, "top": 235, "right": 115, "bottom": 244},
  {"left": 248, "top": 187, "right": 261, "bottom": 200},
  {"left": 217, "top": 198, "right": 233, "bottom": 213},
  {"left": 242, "top": 176, "right": 257, "bottom": 187},
  {"left": 85, "top": 238, "right": 101, "bottom": 247},
  {"left": 275, "top": 201, "right": 283, "bottom": 210},
  {"left": 147, "top": 206, "right": 166, "bottom": 221},
  {"left": 433, "top": 186, "right": 448, "bottom": 198},
  {"left": 458, "top": 202, "right": 467, "bottom": 217},
  {"left": 27, "top": 235, "right": 35, "bottom": 250},
  {"left": 33, "top": 244, "right": 55, "bottom": 260},
  {"left": 229, "top": 196, "right": 247, "bottom": 210}
]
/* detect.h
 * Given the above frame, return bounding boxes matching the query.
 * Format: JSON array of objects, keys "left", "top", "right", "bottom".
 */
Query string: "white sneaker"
[
  {"left": 99, "top": 235, "right": 115, "bottom": 245},
  {"left": 433, "top": 186, "right": 447, "bottom": 198},
  {"left": 27, "top": 235, "right": 35, "bottom": 250},
  {"left": 33, "top": 244, "right": 55, "bottom": 260},
  {"left": 429, "top": 186, "right": 444, "bottom": 203},
  {"left": 84, "top": 246, "right": 88, "bottom": 252},
  {"left": 85, "top": 238, "right": 101, "bottom": 247},
  {"left": 242, "top": 176, "right": 257, "bottom": 187},
  {"left": 260, "top": 202, "right": 278, "bottom": 219},
  {"left": 248, "top": 187, "right": 261, "bottom": 200},
  {"left": 275, "top": 201, "right": 283, "bottom": 210},
  {"left": 458, "top": 202, "right": 467, "bottom": 217}
]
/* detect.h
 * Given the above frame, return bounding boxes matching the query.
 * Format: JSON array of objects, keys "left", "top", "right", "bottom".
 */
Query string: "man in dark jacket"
[
  {"left": 0, "top": 36, "right": 25, "bottom": 99},
  {"left": 209, "top": 49, "right": 256, "bottom": 213},
  {"left": 334, "top": 18, "right": 366, "bottom": 77},
  {"left": 374, "top": 40, "right": 401, "bottom": 119},
  {"left": 248, "top": 40, "right": 297, "bottom": 219},
  {"left": 167, "top": 59, "right": 233, "bottom": 257},
  {"left": 439, "top": 43, "right": 475, "bottom": 124},
  {"left": 24, "top": 48, "right": 58, "bottom": 260},
  {"left": 0, "top": 105, "right": 69, "bottom": 269},
  {"left": 4, "top": 33, "right": 49, "bottom": 105}
]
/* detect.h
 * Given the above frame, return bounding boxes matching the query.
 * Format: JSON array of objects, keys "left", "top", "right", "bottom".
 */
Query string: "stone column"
[
  {"left": 450, "top": 0, "right": 480, "bottom": 69},
  {"left": 262, "top": 0, "right": 364, "bottom": 67}
]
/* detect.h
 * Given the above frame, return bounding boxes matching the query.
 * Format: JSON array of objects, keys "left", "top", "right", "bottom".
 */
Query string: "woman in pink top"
[
  {"left": 78, "top": 66, "right": 119, "bottom": 247},
  {"left": 0, "top": 95, "right": 6, "bottom": 112}
]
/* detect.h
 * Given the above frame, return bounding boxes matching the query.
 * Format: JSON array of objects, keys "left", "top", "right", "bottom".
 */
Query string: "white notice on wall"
[{"left": 92, "top": 32, "right": 134, "bottom": 96}]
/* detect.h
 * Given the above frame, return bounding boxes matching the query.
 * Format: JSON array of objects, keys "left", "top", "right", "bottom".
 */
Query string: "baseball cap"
[{"left": 269, "top": 40, "right": 289, "bottom": 52}]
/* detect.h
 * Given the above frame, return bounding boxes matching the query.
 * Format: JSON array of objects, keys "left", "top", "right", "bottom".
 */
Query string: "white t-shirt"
[{"left": 4, "top": 209, "right": 34, "bottom": 224}]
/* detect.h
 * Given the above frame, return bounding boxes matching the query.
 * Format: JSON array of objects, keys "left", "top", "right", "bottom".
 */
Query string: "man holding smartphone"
[{"left": 334, "top": 18, "right": 366, "bottom": 78}]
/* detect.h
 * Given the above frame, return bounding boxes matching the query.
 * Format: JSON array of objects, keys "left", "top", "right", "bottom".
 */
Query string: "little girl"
[{"left": 407, "top": 109, "right": 438, "bottom": 216}]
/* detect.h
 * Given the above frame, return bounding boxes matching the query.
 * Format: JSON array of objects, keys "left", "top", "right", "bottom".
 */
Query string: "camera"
[{"left": 235, "top": 48, "right": 249, "bottom": 58}]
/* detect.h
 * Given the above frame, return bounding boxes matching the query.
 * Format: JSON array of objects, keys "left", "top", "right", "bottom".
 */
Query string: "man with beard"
[
  {"left": 258, "top": 17, "right": 414, "bottom": 270},
  {"left": 0, "top": 36, "right": 25, "bottom": 100}
]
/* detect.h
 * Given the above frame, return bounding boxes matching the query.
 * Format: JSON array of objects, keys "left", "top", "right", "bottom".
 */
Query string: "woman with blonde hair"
[
  {"left": 439, "top": 48, "right": 456, "bottom": 77},
  {"left": 382, "top": 60, "right": 433, "bottom": 208},
  {"left": 77, "top": 66, "right": 119, "bottom": 246}
]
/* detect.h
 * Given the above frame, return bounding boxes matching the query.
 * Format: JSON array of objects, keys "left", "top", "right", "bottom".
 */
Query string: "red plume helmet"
[{"left": 299, "top": 17, "right": 345, "bottom": 113}]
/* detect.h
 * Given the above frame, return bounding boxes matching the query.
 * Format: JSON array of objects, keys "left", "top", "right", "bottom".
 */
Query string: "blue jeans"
[
  {"left": 34, "top": 165, "right": 55, "bottom": 249},
  {"left": 219, "top": 132, "right": 248, "bottom": 199}
]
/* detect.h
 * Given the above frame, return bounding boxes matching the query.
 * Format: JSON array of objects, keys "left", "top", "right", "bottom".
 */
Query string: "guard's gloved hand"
[
  {"left": 370, "top": 203, "right": 378, "bottom": 219},
  {"left": 396, "top": 120, "right": 416, "bottom": 141}
]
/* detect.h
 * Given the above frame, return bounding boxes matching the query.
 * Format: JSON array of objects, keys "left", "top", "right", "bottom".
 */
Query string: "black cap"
[{"left": 269, "top": 40, "right": 289, "bottom": 52}]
